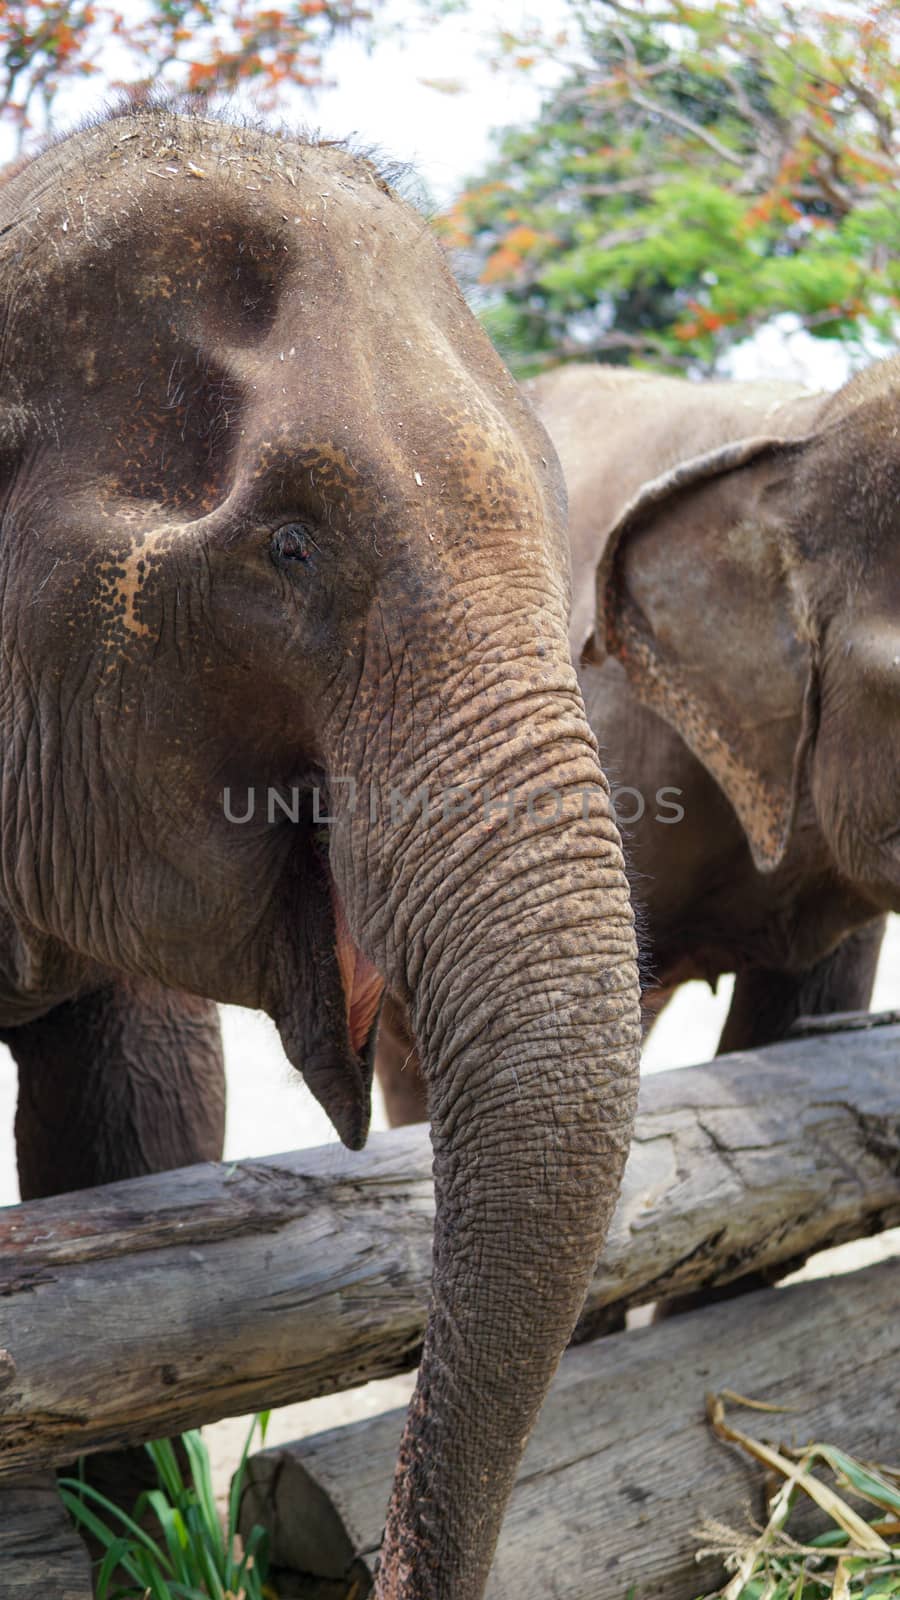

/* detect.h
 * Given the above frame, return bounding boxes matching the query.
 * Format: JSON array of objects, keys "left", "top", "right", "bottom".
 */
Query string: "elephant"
[
  {"left": 376, "top": 356, "right": 900, "bottom": 1128},
  {"left": 0, "top": 108, "right": 641, "bottom": 1600}
]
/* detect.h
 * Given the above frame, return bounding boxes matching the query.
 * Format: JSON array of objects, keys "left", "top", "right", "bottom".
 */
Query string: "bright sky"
[{"left": 309, "top": 2, "right": 567, "bottom": 206}]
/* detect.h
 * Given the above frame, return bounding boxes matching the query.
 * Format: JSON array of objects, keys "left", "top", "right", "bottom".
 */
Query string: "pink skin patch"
[{"left": 331, "top": 885, "right": 385, "bottom": 1056}]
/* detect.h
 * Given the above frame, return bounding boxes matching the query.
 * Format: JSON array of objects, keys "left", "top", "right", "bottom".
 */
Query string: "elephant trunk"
[{"left": 347, "top": 655, "right": 640, "bottom": 1598}]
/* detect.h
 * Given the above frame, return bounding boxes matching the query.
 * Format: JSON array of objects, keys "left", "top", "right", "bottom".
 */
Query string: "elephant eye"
[{"left": 271, "top": 522, "right": 317, "bottom": 569}]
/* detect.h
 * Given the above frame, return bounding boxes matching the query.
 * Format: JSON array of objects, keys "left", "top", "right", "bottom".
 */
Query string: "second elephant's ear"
[{"left": 583, "top": 434, "right": 815, "bottom": 873}]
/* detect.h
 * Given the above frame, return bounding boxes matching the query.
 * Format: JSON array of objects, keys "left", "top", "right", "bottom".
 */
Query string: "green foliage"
[
  {"left": 58, "top": 1413, "right": 273, "bottom": 1600},
  {"left": 443, "top": 2, "right": 900, "bottom": 372},
  {"left": 699, "top": 1395, "right": 900, "bottom": 1600}
]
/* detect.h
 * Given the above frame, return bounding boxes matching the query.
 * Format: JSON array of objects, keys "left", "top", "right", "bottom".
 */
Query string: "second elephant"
[{"left": 377, "top": 357, "right": 899, "bottom": 1122}]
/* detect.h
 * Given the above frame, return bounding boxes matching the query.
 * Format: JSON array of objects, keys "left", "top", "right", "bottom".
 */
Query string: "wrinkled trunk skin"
[{"left": 331, "top": 594, "right": 640, "bottom": 1599}]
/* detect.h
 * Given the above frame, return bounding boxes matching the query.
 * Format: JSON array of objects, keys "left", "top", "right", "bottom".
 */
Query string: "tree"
[
  {"left": 441, "top": 2, "right": 900, "bottom": 373},
  {"left": 0, "top": 2, "right": 375, "bottom": 148}
]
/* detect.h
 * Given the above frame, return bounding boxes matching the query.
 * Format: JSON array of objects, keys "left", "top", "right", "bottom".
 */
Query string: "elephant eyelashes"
[{"left": 271, "top": 522, "right": 317, "bottom": 571}]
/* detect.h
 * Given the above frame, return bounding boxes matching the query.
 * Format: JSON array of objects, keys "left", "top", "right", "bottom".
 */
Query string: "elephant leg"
[
  {"left": 375, "top": 990, "right": 428, "bottom": 1126},
  {"left": 9, "top": 976, "right": 225, "bottom": 1197},
  {"left": 640, "top": 981, "right": 676, "bottom": 1039},
  {"left": 656, "top": 919, "right": 887, "bottom": 1323},
  {"left": 716, "top": 916, "right": 887, "bottom": 1056},
  {"left": 5, "top": 978, "right": 225, "bottom": 1530}
]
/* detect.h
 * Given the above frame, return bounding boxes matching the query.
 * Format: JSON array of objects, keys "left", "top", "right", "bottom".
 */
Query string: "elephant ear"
[{"left": 582, "top": 434, "right": 815, "bottom": 873}]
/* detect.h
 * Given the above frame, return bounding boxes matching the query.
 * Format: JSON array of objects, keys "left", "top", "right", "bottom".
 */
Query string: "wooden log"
[
  {"left": 238, "top": 1257, "right": 900, "bottom": 1600},
  {"left": 0, "top": 1475, "right": 92, "bottom": 1598},
  {"left": 2, "top": 1017, "right": 900, "bottom": 1476},
  {"left": 790, "top": 1007, "right": 900, "bottom": 1036}
]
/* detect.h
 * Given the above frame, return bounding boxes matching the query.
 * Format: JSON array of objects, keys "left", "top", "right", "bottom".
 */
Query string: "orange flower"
[
  {"left": 187, "top": 60, "right": 219, "bottom": 88},
  {"left": 503, "top": 224, "right": 542, "bottom": 254},
  {"left": 480, "top": 244, "right": 522, "bottom": 285}
]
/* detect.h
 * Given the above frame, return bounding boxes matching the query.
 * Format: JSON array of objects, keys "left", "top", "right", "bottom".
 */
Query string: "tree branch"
[
  {"left": 552, "top": 331, "right": 695, "bottom": 370},
  {"left": 806, "top": 123, "right": 900, "bottom": 185},
  {"left": 625, "top": 86, "right": 747, "bottom": 168}
]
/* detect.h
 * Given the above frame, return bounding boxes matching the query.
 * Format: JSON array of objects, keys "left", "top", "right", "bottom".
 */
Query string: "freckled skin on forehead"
[{"left": 0, "top": 111, "right": 567, "bottom": 654}]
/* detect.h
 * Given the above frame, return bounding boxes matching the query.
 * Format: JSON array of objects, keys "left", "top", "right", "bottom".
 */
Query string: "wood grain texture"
[
  {"left": 1, "top": 1017, "right": 899, "bottom": 1476},
  {"left": 0, "top": 1475, "right": 92, "bottom": 1598},
  {"left": 789, "top": 1008, "right": 900, "bottom": 1036},
  {"left": 239, "top": 1258, "right": 900, "bottom": 1600}
]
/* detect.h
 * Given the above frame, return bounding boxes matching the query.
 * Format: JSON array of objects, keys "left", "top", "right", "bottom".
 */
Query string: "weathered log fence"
[
  {"left": 1, "top": 1014, "right": 898, "bottom": 1597},
  {"left": 241, "top": 1258, "right": 900, "bottom": 1600}
]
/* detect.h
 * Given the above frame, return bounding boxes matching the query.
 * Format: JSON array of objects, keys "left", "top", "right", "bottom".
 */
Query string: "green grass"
[
  {"left": 697, "top": 1394, "right": 900, "bottom": 1600},
  {"left": 59, "top": 1413, "right": 275, "bottom": 1600}
]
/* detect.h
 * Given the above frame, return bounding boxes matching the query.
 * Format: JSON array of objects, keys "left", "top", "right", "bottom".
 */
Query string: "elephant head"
[
  {"left": 0, "top": 112, "right": 640, "bottom": 1597},
  {"left": 580, "top": 356, "right": 900, "bottom": 907}
]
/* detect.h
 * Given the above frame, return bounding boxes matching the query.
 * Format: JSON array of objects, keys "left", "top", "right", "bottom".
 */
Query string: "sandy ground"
[{"left": 1, "top": 917, "right": 897, "bottom": 1517}]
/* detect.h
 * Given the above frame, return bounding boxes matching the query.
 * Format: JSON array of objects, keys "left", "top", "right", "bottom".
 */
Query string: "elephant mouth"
[
  {"left": 330, "top": 877, "right": 385, "bottom": 1057},
  {"left": 269, "top": 795, "right": 386, "bottom": 1149}
]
